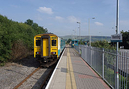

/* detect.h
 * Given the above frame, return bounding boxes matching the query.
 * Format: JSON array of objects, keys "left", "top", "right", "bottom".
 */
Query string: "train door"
[
  {"left": 43, "top": 38, "right": 49, "bottom": 56},
  {"left": 41, "top": 36, "right": 50, "bottom": 57}
]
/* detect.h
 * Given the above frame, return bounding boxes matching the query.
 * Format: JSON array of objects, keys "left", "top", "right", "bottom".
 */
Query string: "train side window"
[
  {"left": 36, "top": 40, "right": 41, "bottom": 46},
  {"left": 52, "top": 40, "right": 56, "bottom": 46}
]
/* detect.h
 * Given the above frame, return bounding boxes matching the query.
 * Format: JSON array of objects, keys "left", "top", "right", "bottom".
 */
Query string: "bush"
[
  {"left": 10, "top": 40, "right": 28, "bottom": 61},
  {"left": 91, "top": 40, "right": 116, "bottom": 50},
  {"left": 0, "top": 15, "right": 48, "bottom": 65}
]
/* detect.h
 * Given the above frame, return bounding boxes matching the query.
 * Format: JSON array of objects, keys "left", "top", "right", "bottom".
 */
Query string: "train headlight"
[
  {"left": 36, "top": 52, "right": 41, "bottom": 54},
  {"left": 51, "top": 52, "right": 56, "bottom": 55}
]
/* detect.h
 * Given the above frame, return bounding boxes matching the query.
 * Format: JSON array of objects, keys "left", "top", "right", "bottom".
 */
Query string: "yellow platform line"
[{"left": 66, "top": 48, "right": 77, "bottom": 89}]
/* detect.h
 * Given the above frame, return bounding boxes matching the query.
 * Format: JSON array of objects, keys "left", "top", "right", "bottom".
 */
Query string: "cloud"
[
  {"left": 95, "top": 22, "right": 103, "bottom": 26},
  {"left": 37, "top": 7, "right": 53, "bottom": 15},
  {"left": 67, "top": 16, "right": 80, "bottom": 23},
  {"left": 55, "top": 16, "right": 64, "bottom": 21}
]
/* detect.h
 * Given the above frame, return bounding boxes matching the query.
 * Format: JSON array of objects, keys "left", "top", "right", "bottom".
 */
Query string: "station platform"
[{"left": 46, "top": 47, "right": 110, "bottom": 89}]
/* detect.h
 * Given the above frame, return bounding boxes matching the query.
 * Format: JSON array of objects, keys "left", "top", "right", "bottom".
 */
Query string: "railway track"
[
  {"left": 13, "top": 65, "right": 55, "bottom": 89},
  {"left": 40, "top": 66, "right": 55, "bottom": 89},
  {"left": 12, "top": 48, "right": 64, "bottom": 89},
  {"left": 13, "top": 67, "right": 41, "bottom": 89}
]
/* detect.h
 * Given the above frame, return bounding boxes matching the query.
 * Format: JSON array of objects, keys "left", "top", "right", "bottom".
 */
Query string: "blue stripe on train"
[{"left": 58, "top": 50, "right": 60, "bottom": 56}]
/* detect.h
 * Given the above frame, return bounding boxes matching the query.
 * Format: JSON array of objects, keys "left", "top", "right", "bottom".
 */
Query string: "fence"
[{"left": 74, "top": 45, "right": 129, "bottom": 89}]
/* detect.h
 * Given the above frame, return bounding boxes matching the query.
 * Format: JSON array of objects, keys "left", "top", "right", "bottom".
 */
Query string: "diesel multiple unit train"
[
  {"left": 34, "top": 33, "right": 65, "bottom": 66},
  {"left": 71, "top": 39, "right": 79, "bottom": 48}
]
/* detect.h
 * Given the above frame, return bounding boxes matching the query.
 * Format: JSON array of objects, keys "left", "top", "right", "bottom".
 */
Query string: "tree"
[
  {"left": 79, "top": 39, "right": 86, "bottom": 45},
  {"left": 25, "top": 19, "right": 33, "bottom": 26},
  {"left": 92, "top": 40, "right": 115, "bottom": 50},
  {"left": 25, "top": 19, "right": 48, "bottom": 34},
  {"left": 66, "top": 39, "right": 72, "bottom": 44},
  {"left": 0, "top": 15, "right": 48, "bottom": 65},
  {"left": 32, "top": 23, "right": 38, "bottom": 29},
  {"left": 120, "top": 31, "right": 129, "bottom": 49}
]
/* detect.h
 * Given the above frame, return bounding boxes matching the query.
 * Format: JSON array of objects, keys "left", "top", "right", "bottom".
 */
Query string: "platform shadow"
[{"left": 31, "top": 67, "right": 52, "bottom": 89}]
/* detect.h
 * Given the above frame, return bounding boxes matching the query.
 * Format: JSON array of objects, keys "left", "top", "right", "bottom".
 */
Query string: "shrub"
[{"left": 0, "top": 15, "right": 48, "bottom": 65}]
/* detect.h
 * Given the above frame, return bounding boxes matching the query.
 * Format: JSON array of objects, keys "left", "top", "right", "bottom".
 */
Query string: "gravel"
[{"left": 0, "top": 56, "right": 50, "bottom": 89}]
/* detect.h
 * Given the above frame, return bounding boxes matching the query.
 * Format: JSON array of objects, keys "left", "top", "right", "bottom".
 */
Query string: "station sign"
[{"left": 111, "top": 34, "right": 122, "bottom": 42}]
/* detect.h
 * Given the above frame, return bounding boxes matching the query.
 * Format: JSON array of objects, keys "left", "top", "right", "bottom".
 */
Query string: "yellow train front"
[{"left": 34, "top": 33, "right": 65, "bottom": 66}]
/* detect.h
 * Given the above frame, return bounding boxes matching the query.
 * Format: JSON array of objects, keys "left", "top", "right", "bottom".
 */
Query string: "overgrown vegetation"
[
  {"left": 91, "top": 40, "right": 129, "bottom": 88},
  {"left": 120, "top": 30, "right": 129, "bottom": 49},
  {"left": 91, "top": 40, "right": 116, "bottom": 50},
  {"left": 79, "top": 39, "right": 87, "bottom": 45},
  {"left": 91, "top": 30, "right": 129, "bottom": 49},
  {"left": 0, "top": 15, "right": 48, "bottom": 65}
]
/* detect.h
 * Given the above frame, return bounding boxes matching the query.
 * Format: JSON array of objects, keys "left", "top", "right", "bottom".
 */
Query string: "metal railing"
[{"left": 74, "top": 45, "right": 129, "bottom": 89}]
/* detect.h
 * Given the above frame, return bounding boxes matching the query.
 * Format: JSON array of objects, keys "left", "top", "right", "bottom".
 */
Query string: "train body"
[
  {"left": 71, "top": 39, "right": 79, "bottom": 48},
  {"left": 34, "top": 33, "right": 65, "bottom": 65}
]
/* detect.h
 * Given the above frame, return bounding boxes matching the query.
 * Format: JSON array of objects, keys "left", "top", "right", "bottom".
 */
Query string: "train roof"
[{"left": 34, "top": 33, "right": 58, "bottom": 37}]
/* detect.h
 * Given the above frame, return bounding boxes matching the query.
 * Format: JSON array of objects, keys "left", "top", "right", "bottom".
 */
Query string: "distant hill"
[{"left": 59, "top": 35, "right": 111, "bottom": 42}]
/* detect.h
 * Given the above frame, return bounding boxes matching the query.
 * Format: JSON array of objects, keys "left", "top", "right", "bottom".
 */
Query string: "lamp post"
[
  {"left": 77, "top": 22, "right": 81, "bottom": 40},
  {"left": 77, "top": 22, "right": 81, "bottom": 54},
  {"left": 88, "top": 18, "right": 95, "bottom": 46},
  {"left": 115, "top": 0, "right": 119, "bottom": 89}
]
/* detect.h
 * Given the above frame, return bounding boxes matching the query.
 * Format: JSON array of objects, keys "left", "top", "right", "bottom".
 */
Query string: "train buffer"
[{"left": 45, "top": 46, "right": 110, "bottom": 89}]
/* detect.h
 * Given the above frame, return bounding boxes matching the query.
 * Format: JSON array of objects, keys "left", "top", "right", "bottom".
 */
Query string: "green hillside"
[{"left": 0, "top": 15, "right": 48, "bottom": 65}]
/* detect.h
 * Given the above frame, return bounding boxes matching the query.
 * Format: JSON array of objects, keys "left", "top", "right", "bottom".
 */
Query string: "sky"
[{"left": 0, "top": 0, "right": 129, "bottom": 36}]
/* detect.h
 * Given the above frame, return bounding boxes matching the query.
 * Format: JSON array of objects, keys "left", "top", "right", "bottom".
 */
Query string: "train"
[
  {"left": 71, "top": 39, "right": 79, "bottom": 48},
  {"left": 34, "top": 33, "right": 65, "bottom": 67}
]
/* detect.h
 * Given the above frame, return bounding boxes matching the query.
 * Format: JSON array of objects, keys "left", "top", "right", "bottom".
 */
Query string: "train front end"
[{"left": 34, "top": 33, "right": 58, "bottom": 63}]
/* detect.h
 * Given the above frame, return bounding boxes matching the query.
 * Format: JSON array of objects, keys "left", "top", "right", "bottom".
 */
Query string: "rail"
[
  {"left": 13, "top": 67, "right": 41, "bottom": 89},
  {"left": 74, "top": 45, "right": 129, "bottom": 89}
]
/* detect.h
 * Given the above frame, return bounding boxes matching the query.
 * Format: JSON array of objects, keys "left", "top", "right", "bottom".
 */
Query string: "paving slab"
[{"left": 46, "top": 47, "right": 110, "bottom": 89}]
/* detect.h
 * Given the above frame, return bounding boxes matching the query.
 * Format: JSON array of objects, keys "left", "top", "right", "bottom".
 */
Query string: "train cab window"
[
  {"left": 72, "top": 41, "right": 74, "bottom": 44},
  {"left": 36, "top": 40, "right": 41, "bottom": 46},
  {"left": 75, "top": 41, "right": 78, "bottom": 44},
  {"left": 52, "top": 40, "right": 56, "bottom": 46}
]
